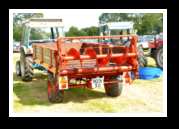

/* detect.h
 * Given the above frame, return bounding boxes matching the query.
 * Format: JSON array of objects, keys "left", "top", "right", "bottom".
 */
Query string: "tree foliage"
[
  {"left": 137, "top": 13, "right": 163, "bottom": 34},
  {"left": 66, "top": 26, "right": 99, "bottom": 36},
  {"left": 13, "top": 13, "right": 43, "bottom": 41},
  {"left": 65, "top": 26, "right": 82, "bottom": 36},
  {"left": 99, "top": 13, "right": 133, "bottom": 23},
  {"left": 99, "top": 13, "right": 163, "bottom": 35},
  {"left": 81, "top": 26, "right": 99, "bottom": 36},
  {"left": 13, "top": 13, "right": 163, "bottom": 41}
]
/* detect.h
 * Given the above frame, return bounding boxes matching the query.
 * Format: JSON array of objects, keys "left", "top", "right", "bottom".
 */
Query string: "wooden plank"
[
  {"left": 33, "top": 43, "right": 57, "bottom": 50},
  {"left": 50, "top": 50, "right": 52, "bottom": 67},
  {"left": 52, "top": 51, "right": 56, "bottom": 67},
  {"left": 44, "top": 48, "right": 51, "bottom": 64}
]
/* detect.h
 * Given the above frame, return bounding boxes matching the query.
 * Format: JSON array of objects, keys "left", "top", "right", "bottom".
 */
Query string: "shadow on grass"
[
  {"left": 13, "top": 72, "right": 51, "bottom": 106},
  {"left": 63, "top": 88, "right": 106, "bottom": 103},
  {"left": 13, "top": 72, "right": 106, "bottom": 106}
]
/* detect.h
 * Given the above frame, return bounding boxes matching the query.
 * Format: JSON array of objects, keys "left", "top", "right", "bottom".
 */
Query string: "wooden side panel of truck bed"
[{"left": 32, "top": 42, "right": 96, "bottom": 73}]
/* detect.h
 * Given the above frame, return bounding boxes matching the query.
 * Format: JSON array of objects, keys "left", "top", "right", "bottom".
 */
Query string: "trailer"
[{"left": 32, "top": 35, "right": 139, "bottom": 102}]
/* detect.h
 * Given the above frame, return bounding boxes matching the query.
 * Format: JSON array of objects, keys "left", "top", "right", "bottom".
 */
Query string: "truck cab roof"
[
  {"left": 100, "top": 22, "right": 134, "bottom": 30},
  {"left": 23, "top": 18, "right": 64, "bottom": 28}
]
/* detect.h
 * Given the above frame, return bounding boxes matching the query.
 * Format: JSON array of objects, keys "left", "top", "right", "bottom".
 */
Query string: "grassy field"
[{"left": 13, "top": 53, "right": 163, "bottom": 113}]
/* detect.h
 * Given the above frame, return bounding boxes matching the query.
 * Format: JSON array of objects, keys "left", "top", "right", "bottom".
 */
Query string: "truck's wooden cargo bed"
[
  {"left": 32, "top": 35, "right": 138, "bottom": 76},
  {"left": 33, "top": 43, "right": 57, "bottom": 72},
  {"left": 32, "top": 42, "right": 97, "bottom": 72}
]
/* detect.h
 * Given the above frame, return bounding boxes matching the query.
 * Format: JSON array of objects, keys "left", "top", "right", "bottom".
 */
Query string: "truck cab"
[
  {"left": 16, "top": 18, "right": 64, "bottom": 81},
  {"left": 99, "top": 21, "right": 135, "bottom": 36},
  {"left": 148, "top": 33, "right": 163, "bottom": 69},
  {"left": 99, "top": 21, "right": 147, "bottom": 67},
  {"left": 20, "top": 18, "right": 64, "bottom": 55}
]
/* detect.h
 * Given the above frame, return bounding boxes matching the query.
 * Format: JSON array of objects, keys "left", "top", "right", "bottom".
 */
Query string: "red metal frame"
[{"left": 33, "top": 35, "right": 139, "bottom": 89}]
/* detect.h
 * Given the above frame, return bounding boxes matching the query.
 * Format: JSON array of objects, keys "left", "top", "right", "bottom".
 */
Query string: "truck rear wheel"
[
  {"left": 154, "top": 46, "right": 163, "bottom": 69},
  {"left": 47, "top": 72, "right": 64, "bottom": 103},
  {"left": 16, "top": 60, "right": 21, "bottom": 76},
  {"left": 20, "top": 54, "right": 34, "bottom": 81},
  {"left": 104, "top": 76, "right": 123, "bottom": 97},
  {"left": 137, "top": 45, "right": 148, "bottom": 67}
]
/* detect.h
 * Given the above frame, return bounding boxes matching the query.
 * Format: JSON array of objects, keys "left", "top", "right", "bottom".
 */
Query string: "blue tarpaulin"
[{"left": 139, "top": 67, "right": 163, "bottom": 80}]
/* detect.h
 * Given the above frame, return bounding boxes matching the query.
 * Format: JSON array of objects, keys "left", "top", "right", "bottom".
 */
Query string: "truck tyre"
[
  {"left": 104, "top": 76, "right": 123, "bottom": 97},
  {"left": 154, "top": 46, "right": 163, "bottom": 69},
  {"left": 47, "top": 72, "right": 64, "bottom": 103},
  {"left": 137, "top": 45, "right": 148, "bottom": 67},
  {"left": 16, "top": 60, "right": 21, "bottom": 76},
  {"left": 20, "top": 51, "right": 34, "bottom": 81}
]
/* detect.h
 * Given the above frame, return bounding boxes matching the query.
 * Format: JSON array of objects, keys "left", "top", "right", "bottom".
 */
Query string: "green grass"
[
  {"left": 86, "top": 101, "right": 116, "bottom": 112},
  {"left": 13, "top": 73, "right": 51, "bottom": 106},
  {"left": 13, "top": 53, "right": 163, "bottom": 113},
  {"left": 134, "top": 76, "right": 162, "bottom": 85}
]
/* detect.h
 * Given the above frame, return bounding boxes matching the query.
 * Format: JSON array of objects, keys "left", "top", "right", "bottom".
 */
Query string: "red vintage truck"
[{"left": 148, "top": 33, "right": 163, "bottom": 69}]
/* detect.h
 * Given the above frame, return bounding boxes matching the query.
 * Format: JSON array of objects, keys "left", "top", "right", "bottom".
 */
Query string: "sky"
[
  {"left": 42, "top": 9, "right": 166, "bottom": 32},
  {"left": 43, "top": 10, "right": 103, "bottom": 32},
  {"left": 12, "top": 9, "right": 166, "bottom": 32}
]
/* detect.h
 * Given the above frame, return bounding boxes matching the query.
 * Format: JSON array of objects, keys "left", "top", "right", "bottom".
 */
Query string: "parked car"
[{"left": 13, "top": 42, "right": 20, "bottom": 52}]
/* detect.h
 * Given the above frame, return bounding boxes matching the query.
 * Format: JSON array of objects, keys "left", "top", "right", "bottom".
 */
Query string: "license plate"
[
  {"left": 92, "top": 77, "right": 104, "bottom": 88},
  {"left": 59, "top": 76, "right": 68, "bottom": 90}
]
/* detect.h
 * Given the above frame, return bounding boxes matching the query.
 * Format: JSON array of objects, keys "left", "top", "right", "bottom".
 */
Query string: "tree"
[
  {"left": 66, "top": 26, "right": 99, "bottom": 36},
  {"left": 13, "top": 13, "right": 43, "bottom": 24},
  {"left": 80, "top": 30, "right": 88, "bottom": 36},
  {"left": 13, "top": 13, "right": 43, "bottom": 41},
  {"left": 81, "top": 26, "right": 99, "bottom": 36},
  {"left": 13, "top": 24, "right": 23, "bottom": 41},
  {"left": 65, "top": 26, "right": 82, "bottom": 36},
  {"left": 99, "top": 13, "right": 134, "bottom": 23},
  {"left": 135, "top": 13, "right": 163, "bottom": 34},
  {"left": 99, "top": 13, "right": 163, "bottom": 35}
]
